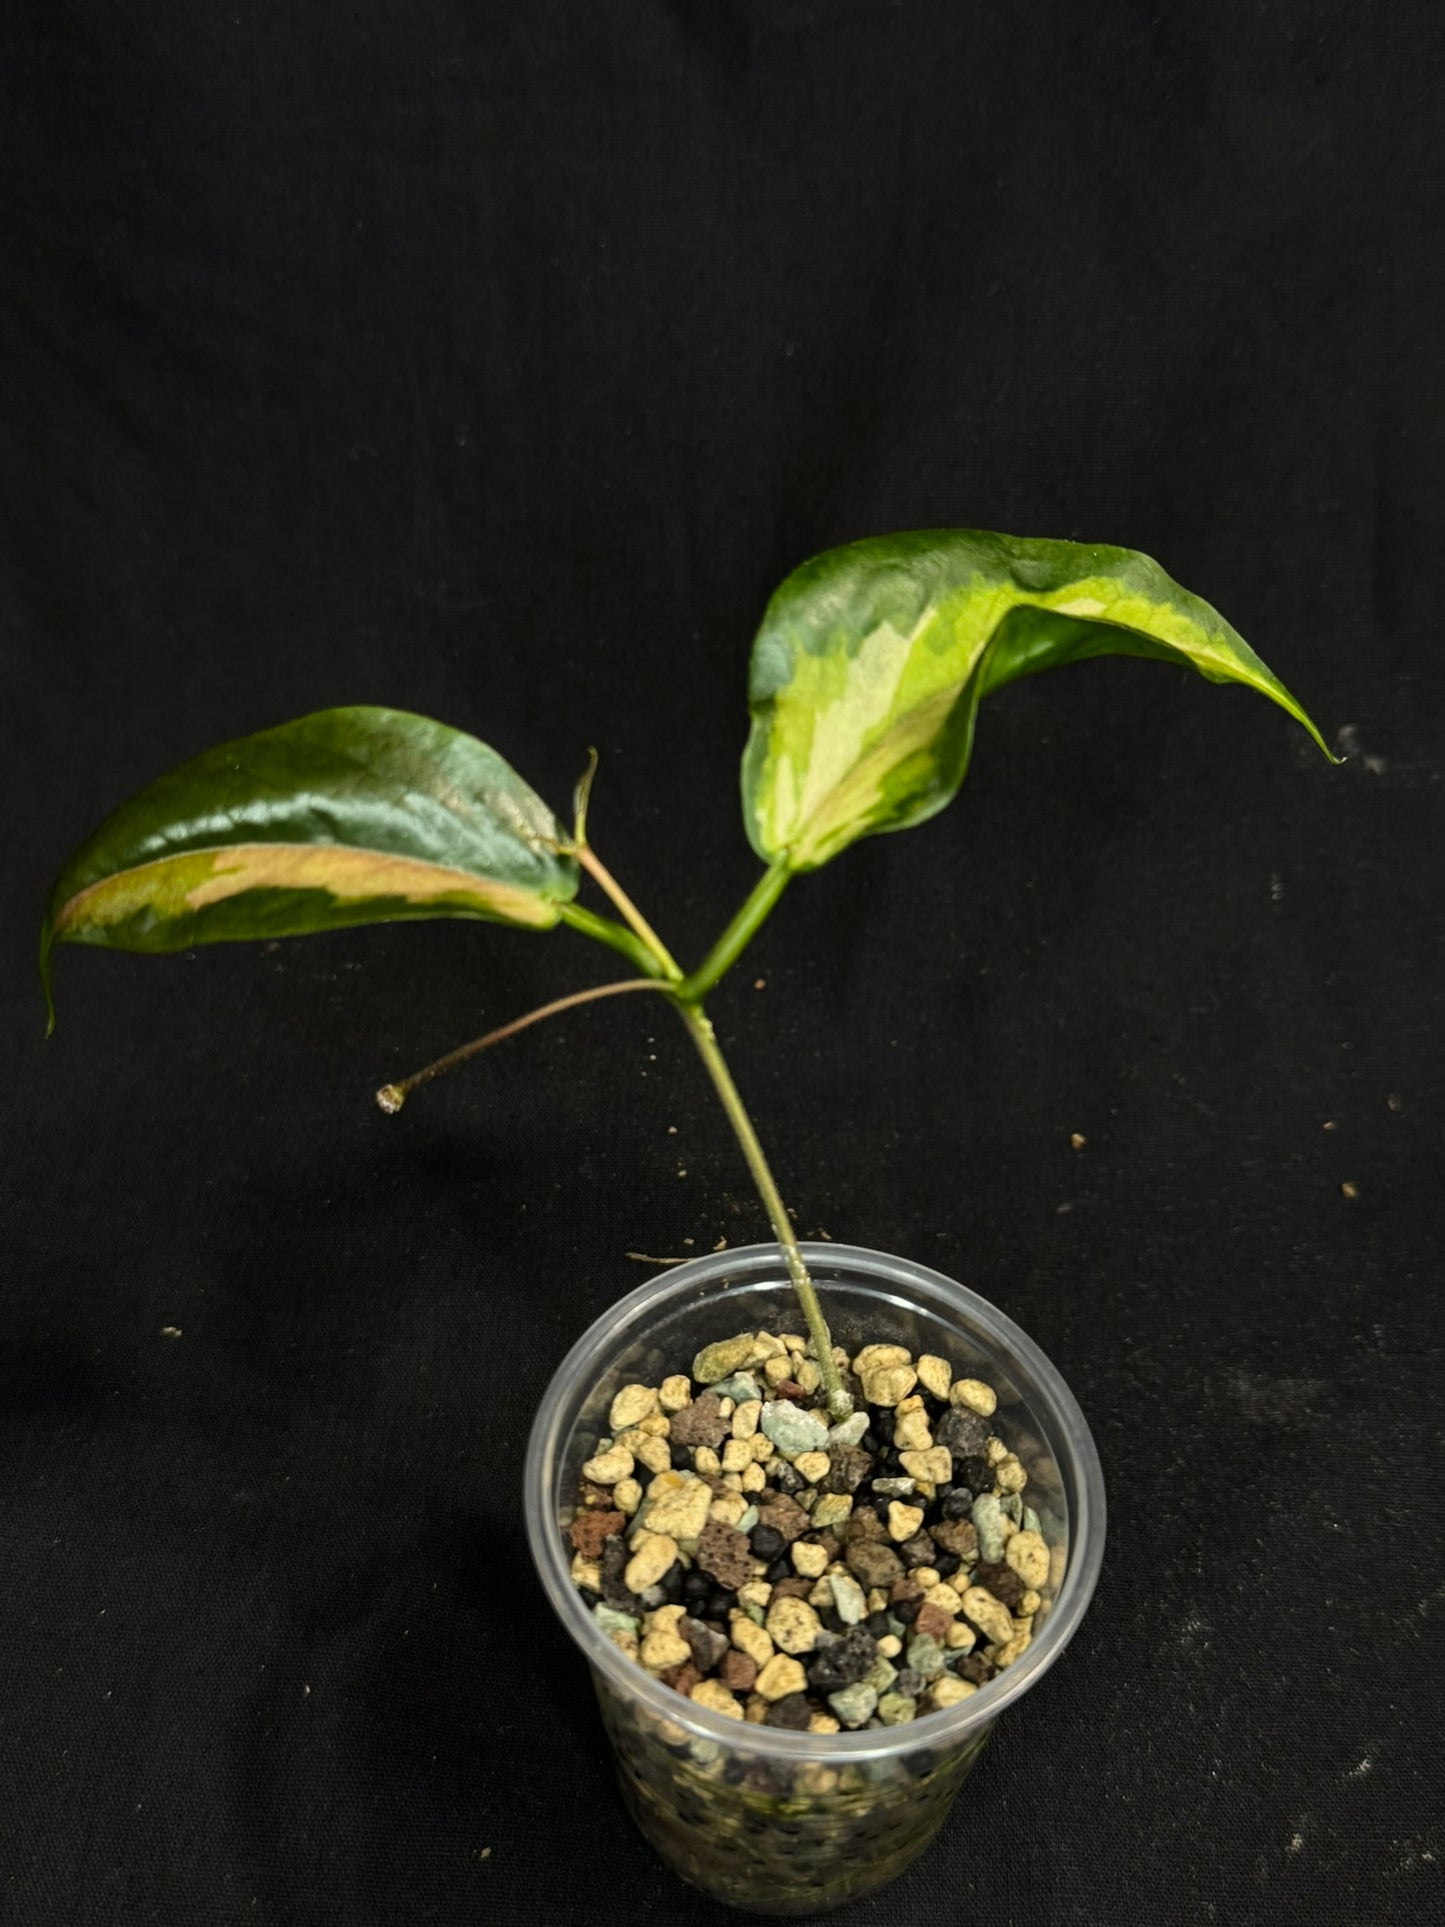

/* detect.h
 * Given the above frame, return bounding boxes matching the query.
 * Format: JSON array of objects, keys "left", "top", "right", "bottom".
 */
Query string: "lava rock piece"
[
  {"left": 599, "top": 1534, "right": 643, "bottom": 1611},
  {"left": 929, "top": 1517, "right": 978, "bottom": 1561},
  {"left": 823, "top": 1445, "right": 874, "bottom": 1494},
  {"left": 668, "top": 1391, "right": 732, "bottom": 1451},
  {"left": 806, "top": 1624, "right": 879, "bottom": 1693},
  {"left": 975, "top": 1560, "right": 1027, "bottom": 1611},
  {"left": 568, "top": 1509, "right": 625, "bottom": 1560},
  {"left": 935, "top": 1406, "right": 992, "bottom": 1458},
  {"left": 681, "top": 1615, "right": 731, "bottom": 1673},
  {"left": 844, "top": 1538, "right": 904, "bottom": 1589},
  {"left": 941, "top": 1488, "right": 976, "bottom": 1520},
  {"left": 752, "top": 1493, "right": 810, "bottom": 1545},
  {"left": 695, "top": 1519, "right": 755, "bottom": 1592},
  {"left": 956, "top": 1653, "right": 996, "bottom": 1685}
]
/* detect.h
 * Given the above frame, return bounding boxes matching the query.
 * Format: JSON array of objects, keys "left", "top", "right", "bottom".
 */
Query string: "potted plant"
[{"left": 42, "top": 529, "right": 1331, "bottom": 1913}]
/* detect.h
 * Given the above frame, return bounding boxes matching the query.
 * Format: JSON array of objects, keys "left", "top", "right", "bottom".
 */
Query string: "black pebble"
[
  {"left": 941, "top": 1488, "right": 975, "bottom": 1520},
  {"left": 578, "top": 1587, "right": 601, "bottom": 1610},
  {"left": 895, "top": 1596, "right": 922, "bottom": 1624},
  {"left": 859, "top": 1430, "right": 880, "bottom": 1455},
  {"left": 820, "top": 1607, "right": 846, "bottom": 1635},
  {"left": 764, "top": 1556, "right": 791, "bottom": 1584},
  {"left": 723, "top": 1759, "right": 747, "bottom": 1785},
  {"left": 706, "top": 1589, "right": 735, "bottom": 1621},
  {"left": 873, "top": 1499, "right": 894, "bottom": 1524},
  {"left": 866, "top": 1611, "right": 892, "bottom": 1639},
  {"left": 683, "top": 1570, "right": 712, "bottom": 1602},
  {"left": 932, "top": 1550, "right": 962, "bottom": 1579},
  {"left": 669, "top": 1442, "right": 693, "bottom": 1470},
  {"left": 659, "top": 1563, "right": 685, "bottom": 1602},
  {"left": 764, "top": 1692, "right": 815, "bottom": 1730},
  {"left": 958, "top": 1455, "right": 993, "bottom": 1494},
  {"left": 771, "top": 1463, "right": 806, "bottom": 1497},
  {"left": 750, "top": 1523, "right": 786, "bottom": 1560}
]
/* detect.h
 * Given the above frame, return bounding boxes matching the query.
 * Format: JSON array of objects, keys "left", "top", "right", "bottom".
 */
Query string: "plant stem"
[
  {"left": 672, "top": 999, "right": 850, "bottom": 1418},
  {"left": 575, "top": 847, "right": 685, "bottom": 982},
  {"left": 676, "top": 859, "right": 791, "bottom": 1003},
  {"left": 557, "top": 901, "right": 666, "bottom": 979},
  {"left": 375, "top": 978, "right": 671, "bottom": 1112}
]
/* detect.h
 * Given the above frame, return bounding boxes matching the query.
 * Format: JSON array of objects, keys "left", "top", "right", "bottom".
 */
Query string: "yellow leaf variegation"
[
  {"left": 41, "top": 707, "right": 580, "bottom": 1031},
  {"left": 741, "top": 530, "right": 1334, "bottom": 871}
]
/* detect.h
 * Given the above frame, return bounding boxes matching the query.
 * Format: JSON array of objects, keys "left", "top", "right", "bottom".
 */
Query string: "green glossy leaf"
[
  {"left": 42, "top": 706, "right": 576, "bottom": 1030},
  {"left": 742, "top": 529, "right": 1334, "bottom": 870}
]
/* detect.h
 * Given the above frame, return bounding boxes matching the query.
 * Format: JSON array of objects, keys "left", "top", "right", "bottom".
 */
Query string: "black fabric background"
[{"left": 2, "top": 4, "right": 1442, "bottom": 1922}]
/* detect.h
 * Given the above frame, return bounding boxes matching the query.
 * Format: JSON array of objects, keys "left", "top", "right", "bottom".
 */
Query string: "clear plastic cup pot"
[{"left": 525, "top": 1243, "right": 1105, "bottom": 1915}]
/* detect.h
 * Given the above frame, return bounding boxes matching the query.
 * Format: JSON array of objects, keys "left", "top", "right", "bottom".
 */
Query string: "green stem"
[
  {"left": 575, "top": 847, "right": 684, "bottom": 982},
  {"left": 676, "top": 859, "right": 791, "bottom": 1004},
  {"left": 672, "top": 999, "right": 850, "bottom": 1418},
  {"left": 558, "top": 901, "right": 668, "bottom": 980}
]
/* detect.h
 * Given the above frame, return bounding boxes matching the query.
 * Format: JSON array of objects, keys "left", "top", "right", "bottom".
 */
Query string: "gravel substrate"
[{"left": 566, "top": 1329, "right": 1059, "bottom": 1737}]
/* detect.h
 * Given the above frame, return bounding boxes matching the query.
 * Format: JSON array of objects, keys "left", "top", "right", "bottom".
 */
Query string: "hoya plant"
[{"left": 42, "top": 530, "right": 1331, "bottom": 1416}]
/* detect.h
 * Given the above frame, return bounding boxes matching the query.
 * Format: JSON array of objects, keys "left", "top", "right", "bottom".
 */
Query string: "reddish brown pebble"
[
  {"left": 845, "top": 1539, "right": 904, "bottom": 1588},
  {"left": 668, "top": 1392, "right": 731, "bottom": 1450},
  {"left": 845, "top": 1507, "right": 888, "bottom": 1544},
  {"left": 660, "top": 1659, "right": 702, "bottom": 1696},
  {"left": 974, "top": 1560, "right": 1026, "bottom": 1610},
  {"left": 956, "top": 1653, "right": 995, "bottom": 1685},
  {"left": 579, "top": 1481, "right": 617, "bottom": 1509},
  {"left": 753, "top": 1493, "right": 811, "bottom": 1545},
  {"left": 769, "top": 1576, "right": 816, "bottom": 1601},
  {"left": 568, "top": 1510, "right": 626, "bottom": 1559},
  {"left": 889, "top": 1574, "right": 927, "bottom": 1604},
  {"left": 914, "top": 1601, "right": 952, "bottom": 1642},
  {"left": 719, "top": 1649, "right": 758, "bottom": 1693},
  {"left": 774, "top": 1379, "right": 808, "bottom": 1402},
  {"left": 695, "top": 1518, "right": 754, "bottom": 1591},
  {"left": 928, "top": 1517, "right": 978, "bottom": 1560}
]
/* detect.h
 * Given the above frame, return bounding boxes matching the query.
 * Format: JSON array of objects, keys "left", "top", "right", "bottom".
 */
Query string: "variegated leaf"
[
  {"left": 742, "top": 529, "right": 1333, "bottom": 870},
  {"left": 42, "top": 706, "right": 576, "bottom": 1030}
]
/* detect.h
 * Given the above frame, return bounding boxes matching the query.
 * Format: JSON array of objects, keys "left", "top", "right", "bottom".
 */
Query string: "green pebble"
[
  {"left": 827, "top": 1681, "right": 878, "bottom": 1726},
  {"left": 692, "top": 1333, "right": 759, "bottom": 1385},
  {"left": 592, "top": 1603, "right": 641, "bottom": 1638},
  {"left": 863, "top": 1656, "right": 898, "bottom": 1695},
  {"left": 829, "top": 1572, "right": 867, "bottom": 1625},
  {"left": 710, "top": 1372, "right": 763, "bottom": 1403},
  {"left": 877, "top": 1692, "right": 918, "bottom": 1726},
  {"left": 827, "top": 1412, "right": 870, "bottom": 1448},
  {"left": 972, "top": 1492, "right": 1007, "bottom": 1563},
  {"left": 760, "top": 1400, "right": 829, "bottom": 1459},
  {"left": 906, "top": 1634, "right": 946, "bottom": 1678},
  {"left": 736, "top": 1506, "right": 759, "bottom": 1535}
]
